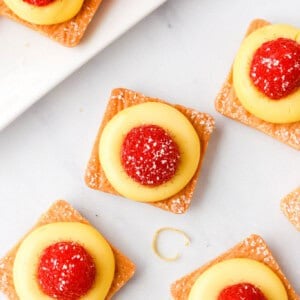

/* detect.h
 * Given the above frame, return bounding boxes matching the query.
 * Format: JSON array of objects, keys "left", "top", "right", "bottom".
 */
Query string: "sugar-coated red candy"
[
  {"left": 37, "top": 241, "right": 96, "bottom": 300},
  {"left": 23, "top": 0, "right": 55, "bottom": 7},
  {"left": 250, "top": 38, "right": 300, "bottom": 99},
  {"left": 121, "top": 125, "right": 180, "bottom": 186},
  {"left": 218, "top": 283, "right": 267, "bottom": 300}
]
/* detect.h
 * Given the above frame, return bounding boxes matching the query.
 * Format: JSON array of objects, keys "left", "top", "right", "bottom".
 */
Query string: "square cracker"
[
  {"left": 171, "top": 234, "right": 298, "bottom": 300},
  {"left": 85, "top": 88, "right": 215, "bottom": 214},
  {"left": 0, "top": 0, "right": 103, "bottom": 47},
  {"left": 0, "top": 200, "right": 135, "bottom": 300},
  {"left": 215, "top": 19, "right": 300, "bottom": 151},
  {"left": 281, "top": 187, "right": 300, "bottom": 231}
]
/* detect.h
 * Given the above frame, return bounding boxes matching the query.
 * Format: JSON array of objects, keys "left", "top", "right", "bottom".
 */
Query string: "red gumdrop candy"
[
  {"left": 23, "top": 0, "right": 55, "bottom": 7},
  {"left": 250, "top": 38, "right": 300, "bottom": 99},
  {"left": 121, "top": 125, "right": 180, "bottom": 186},
  {"left": 218, "top": 283, "right": 267, "bottom": 300},
  {"left": 37, "top": 241, "right": 96, "bottom": 300}
]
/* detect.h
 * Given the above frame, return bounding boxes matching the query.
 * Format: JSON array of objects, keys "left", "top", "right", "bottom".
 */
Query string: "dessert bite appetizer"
[
  {"left": 281, "top": 187, "right": 300, "bottom": 231},
  {"left": 0, "top": 200, "right": 135, "bottom": 299},
  {"left": 171, "top": 234, "right": 298, "bottom": 300},
  {"left": 85, "top": 88, "right": 215, "bottom": 214},
  {"left": 215, "top": 19, "right": 300, "bottom": 150},
  {"left": 0, "top": 0, "right": 103, "bottom": 46}
]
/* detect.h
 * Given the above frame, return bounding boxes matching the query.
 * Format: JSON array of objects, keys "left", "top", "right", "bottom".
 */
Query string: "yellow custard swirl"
[{"left": 3, "top": 0, "right": 84, "bottom": 25}]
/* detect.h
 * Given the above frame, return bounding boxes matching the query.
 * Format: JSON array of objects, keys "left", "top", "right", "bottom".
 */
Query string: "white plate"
[{"left": 0, "top": 0, "right": 167, "bottom": 130}]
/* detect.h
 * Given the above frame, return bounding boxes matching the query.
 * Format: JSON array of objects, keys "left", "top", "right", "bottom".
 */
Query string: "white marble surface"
[{"left": 0, "top": 0, "right": 300, "bottom": 299}]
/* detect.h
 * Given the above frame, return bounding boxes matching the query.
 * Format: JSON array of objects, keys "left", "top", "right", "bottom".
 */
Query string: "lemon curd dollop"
[
  {"left": 3, "top": 0, "right": 84, "bottom": 25},
  {"left": 99, "top": 102, "right": 201, "bottom": 203},
  {"left": 13, "top": 222, "right": 115, "bottom": 300},
  {"left": 188, "top": 258, "right": 288, "bottom": 300},
  {"left": 233, "top": 24, "right": 300, "bottom": 123}
]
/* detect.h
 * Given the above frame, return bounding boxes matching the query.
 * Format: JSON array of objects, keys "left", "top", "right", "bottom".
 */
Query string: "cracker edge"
[
  {"left": 281, "top": 187, "right": 300, "bottom": 231},
  {"left": 84, "top": 88, "right": 215, "bottom": 214},
  {"left": 0, "top": 0, "right": 103, "bottom": 47},
  {"left": 170, "top": 234, "right": 298, "bottom": 300},
  {"left": 0, "top": 200, "right": 136, "bottom": 300},
  {"left": 214, "top": 18, "right": 300, "bottom": 151}
]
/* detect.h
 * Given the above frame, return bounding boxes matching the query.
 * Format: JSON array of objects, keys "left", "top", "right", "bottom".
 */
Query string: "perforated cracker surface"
[
  {"left": 85, "top": 88, "right": 215, "bottom": 214},
  {"left": 171, "top": 234, "right": 298, "bottom": 300},
  {"left": 0, "top": 0, "right": 102, "bottom": 46},
  {"left": 281, "top": 188, "right": 300, "bottom": 231},
  {"left": 0, "top": 200, "right": 135, "bottom": 299},
  {"left": 215, "top": 19, "right": 300, "bottom": 150}
]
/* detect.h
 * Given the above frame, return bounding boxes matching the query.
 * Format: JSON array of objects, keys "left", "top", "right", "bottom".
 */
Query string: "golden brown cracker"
[
  {"left": 0, "top": 200, "right": 135, "bottom": 299},
  {"left": 0, "top": 0, "right": 103, "bottom": 47},
  {"left": 215, "top": 19, "right": 300, "bottom": 150},
  {"left": 281, "top": 187, "right": 300, "bottom": 231},
  {"left": 85, "top": 88, "right": 215, "bottom": 214},
  {"left": 171, "top": 234, "right": 298, "bottom": 300}
]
